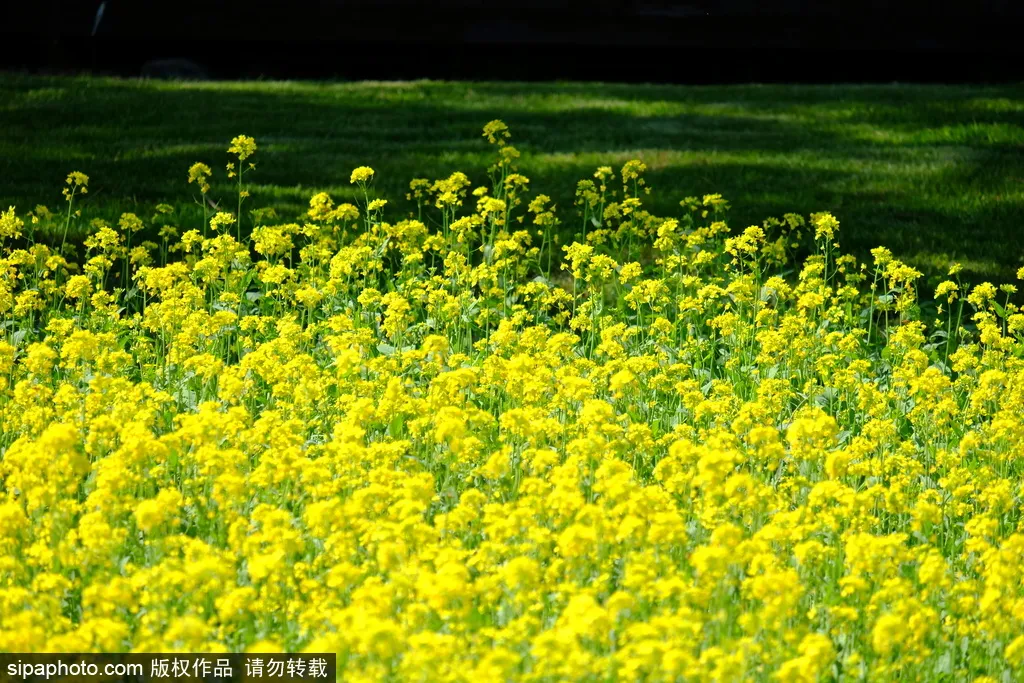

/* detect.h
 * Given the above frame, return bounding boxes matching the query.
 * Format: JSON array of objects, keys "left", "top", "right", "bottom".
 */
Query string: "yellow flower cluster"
[{"left": 2, "top": 123, "right": 1024, "bottom": 681}]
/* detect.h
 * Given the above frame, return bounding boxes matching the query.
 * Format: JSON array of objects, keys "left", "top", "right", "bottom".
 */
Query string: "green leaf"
[{"left": 388, "top": 413, "right": 405, "bottom": 438}]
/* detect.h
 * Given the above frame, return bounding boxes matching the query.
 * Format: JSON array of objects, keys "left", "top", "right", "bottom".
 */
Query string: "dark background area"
[{"left": 2, "top": 0, "right": 1023, "bottom": 83}]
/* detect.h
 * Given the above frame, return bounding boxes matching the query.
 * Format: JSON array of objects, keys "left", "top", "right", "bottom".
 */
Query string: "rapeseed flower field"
[{"left": 2, "top": 121, "right": 1024, "bottom": 681}]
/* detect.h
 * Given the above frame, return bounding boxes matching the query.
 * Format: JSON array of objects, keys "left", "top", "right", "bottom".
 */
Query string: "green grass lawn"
[{"left": 2, "top": 74, "right": 1023, "bottom": 287}]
